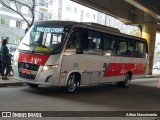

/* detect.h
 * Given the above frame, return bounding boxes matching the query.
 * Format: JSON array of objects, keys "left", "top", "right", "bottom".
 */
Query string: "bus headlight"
[{"left": 42, "top": 65, "right": 58, "bottom": 71}]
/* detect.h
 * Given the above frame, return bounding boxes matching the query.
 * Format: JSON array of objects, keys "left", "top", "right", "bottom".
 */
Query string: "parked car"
[{"left": 153, "top": 65, "right": 160, "bottom": 70}]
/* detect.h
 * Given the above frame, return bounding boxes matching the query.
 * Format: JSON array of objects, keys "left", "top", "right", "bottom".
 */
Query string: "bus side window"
[
  {"left": 136, "top": 42, "right": 146, "bottom": 58},
  {"left": 84, "top": 30, "right": 102, "bottom": 55},
  {"left": 127, "top": 40, "right": 135, "bottom": 57},
  {"left": 117, "top": 38, "right": 127, "bottom": 57},
  {"left": 65, "top": 29, "right": 83, "bottom": 55},
  {"left": 103, "top": 34, "right": 116, "bottom": 56},
  {"left": 66, "top": 34, "right": 76, "bottom": 49}
]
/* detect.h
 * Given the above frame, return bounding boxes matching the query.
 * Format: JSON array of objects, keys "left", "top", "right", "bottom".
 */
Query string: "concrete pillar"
[{"left": 141, "top": 23, "right": 157, "bottom": 75}]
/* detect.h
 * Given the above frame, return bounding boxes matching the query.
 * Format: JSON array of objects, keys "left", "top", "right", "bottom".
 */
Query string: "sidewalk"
[
  {"left": 146, "top": 74, "right": 160, "bottom": 78},
  {"left": 0, "top": 76, "right": 26, "bottom": 87}
]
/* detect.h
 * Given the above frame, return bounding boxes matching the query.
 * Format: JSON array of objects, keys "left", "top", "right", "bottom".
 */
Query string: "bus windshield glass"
[{"left": 18, "top": 24, "right": 68, "bottom": 54}]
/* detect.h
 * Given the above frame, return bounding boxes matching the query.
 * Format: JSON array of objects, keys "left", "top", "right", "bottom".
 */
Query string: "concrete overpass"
[{"left": 72, "top": 0, "right": 160, "bottom": 75}]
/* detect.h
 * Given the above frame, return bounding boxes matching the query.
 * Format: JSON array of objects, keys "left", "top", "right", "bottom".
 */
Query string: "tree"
[{"left": 0, "top": 0, "right": 51, "bottom": 29}]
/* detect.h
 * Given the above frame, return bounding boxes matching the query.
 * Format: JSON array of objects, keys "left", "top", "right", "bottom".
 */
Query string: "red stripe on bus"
[
  {"left": 104, "top": 63, "right": 146, "bottom": 77},
  {"left": 18, "top": 53, "right": 49, "bottom": 65}
]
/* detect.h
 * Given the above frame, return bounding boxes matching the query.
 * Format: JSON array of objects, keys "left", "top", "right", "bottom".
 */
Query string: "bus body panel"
[
  {"left": 61, "top": 54, "right": 147, "bottom": 85},
  {"left": 13, "top": 52, "right": 147, "bottom": 86}
]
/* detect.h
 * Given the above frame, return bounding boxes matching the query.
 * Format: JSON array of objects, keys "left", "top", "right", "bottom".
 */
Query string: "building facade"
[
  {"left": 48, "top": 0, "right": 98, "bottom": 23},
  {"left": 0, "top": 2, "right": 26, "bottom": 44},
  {"left": 48, "top": 0, "right": 140, "bottom": 36},
  {"left": 0, "top": 0, "right": 50, "bottom": 46}
]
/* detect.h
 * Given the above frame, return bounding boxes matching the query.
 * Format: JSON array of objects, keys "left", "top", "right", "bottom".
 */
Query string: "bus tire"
[
  {"left": 117, "top": 74, "right": 131, "bottom": 88},
  {"left": 27, "top": 83, "right": 39, "bottom": 88},
  {"left": 66, "top": 74, "right": 78, "bottom": 93}
]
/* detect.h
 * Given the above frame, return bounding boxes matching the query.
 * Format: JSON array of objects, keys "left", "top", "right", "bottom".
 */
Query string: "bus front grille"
[
  {"left": 18, "top": 62, "right": 40, "bottom": 80},
  {"left": 18, "top": 62, "right": 39, "bottom": 71}
]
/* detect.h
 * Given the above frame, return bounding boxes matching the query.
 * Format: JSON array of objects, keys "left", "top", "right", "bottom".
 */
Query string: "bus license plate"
[{"left": 22, "top": 70, "right": 31, "bottom": 75}]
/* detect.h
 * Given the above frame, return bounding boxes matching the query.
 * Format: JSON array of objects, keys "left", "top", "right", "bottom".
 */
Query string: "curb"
[
  {"left": 0, "top": 75, "right": 159, "bottom": 87},
  {"left": 145, "top": 75, "right": 160, "bottom": 78},
  {"left": 0, "top": 82, "right": 27, "bottom": 87},
  {"left": 0, "top": 78, "right": 27, "bottom": 87}
]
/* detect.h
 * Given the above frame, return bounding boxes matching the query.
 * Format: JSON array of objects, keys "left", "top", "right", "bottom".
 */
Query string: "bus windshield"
[{"left": 18, "top": 24, "right": 68, "bottom": 54}]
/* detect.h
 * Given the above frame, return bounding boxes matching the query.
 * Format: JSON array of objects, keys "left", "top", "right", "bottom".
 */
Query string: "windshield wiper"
[
  {"left": 22, "top": 43, "right": 29, "bottom": 46},
  {"left": 22, "top": 43, "right": 36, "bottom": 47}
]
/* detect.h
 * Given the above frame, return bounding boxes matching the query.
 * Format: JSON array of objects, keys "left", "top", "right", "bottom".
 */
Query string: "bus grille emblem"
[{"left": 25, "top": 64, "right": 29, "bottom": 69}]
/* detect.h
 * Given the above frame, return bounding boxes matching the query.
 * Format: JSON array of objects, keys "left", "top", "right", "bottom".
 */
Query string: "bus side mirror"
[
  {"left": 64, "top": 48, "right": 83, "bottom": 56},
  {"left": 64, "top": 48, "right": 76, "bottom": 56}
]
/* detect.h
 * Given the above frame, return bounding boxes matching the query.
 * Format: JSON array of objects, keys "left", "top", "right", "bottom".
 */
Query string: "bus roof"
[
  {"left": 34, "top": 20, "right": 74, "bottom": 27},
  {"left": 35, "top": 21, "right": 120, "bottom": 32},
  {"left": 83, "top": 22, "right": 120, "bottom": 33}
]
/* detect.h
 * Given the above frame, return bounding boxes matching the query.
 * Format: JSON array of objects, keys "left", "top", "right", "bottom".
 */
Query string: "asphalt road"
[{"left": 0, "top": 77, "right": 160, "bottom": 120}]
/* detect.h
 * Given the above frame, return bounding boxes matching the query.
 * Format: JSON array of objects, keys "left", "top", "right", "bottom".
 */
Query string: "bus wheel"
[
  {"left": 66, "top": 74, "right": 78, "bottom": 93},
  {"left": 27, "top": 83, "right": 39, "bottom": 88},
  {"left": 117, "top": 74, "right": 131, "bottom": 88}
]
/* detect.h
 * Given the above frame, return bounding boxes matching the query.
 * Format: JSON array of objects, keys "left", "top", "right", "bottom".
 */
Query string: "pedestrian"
[{"left": 1, "top": 39, "right": 10, "bottom": 80}]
